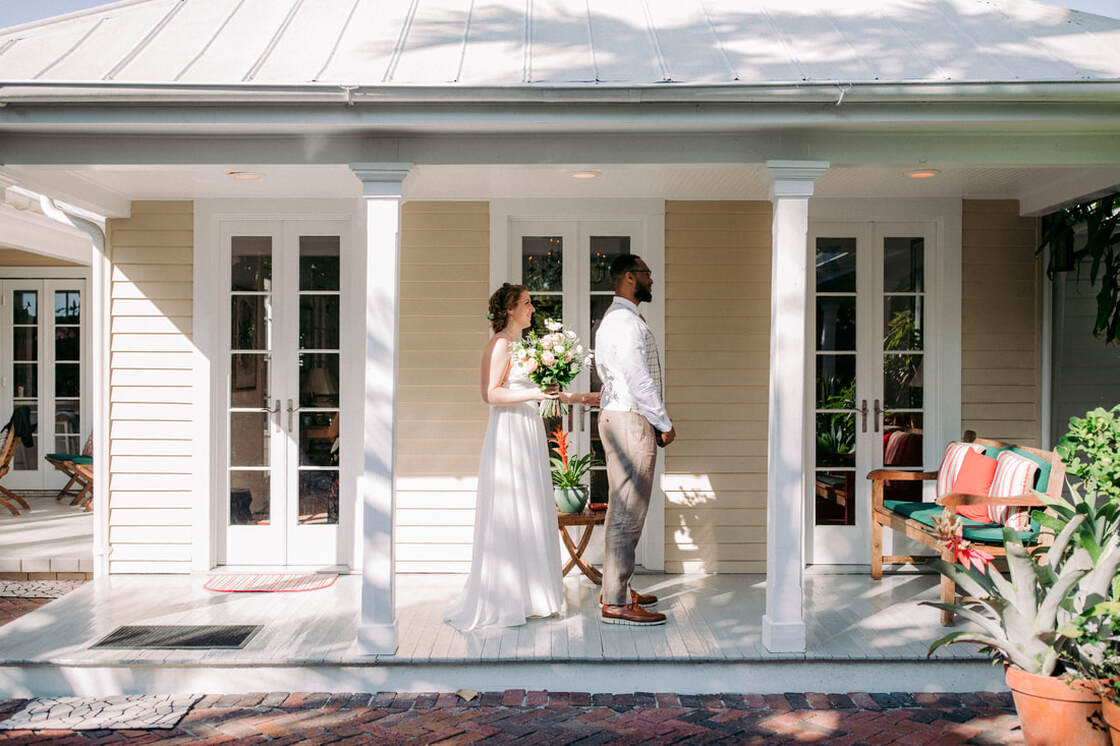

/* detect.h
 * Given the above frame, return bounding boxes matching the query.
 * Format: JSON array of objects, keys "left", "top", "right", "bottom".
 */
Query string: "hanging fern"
[{"left": 1038, "top": 193, "right": 1120, "bottom": 345}]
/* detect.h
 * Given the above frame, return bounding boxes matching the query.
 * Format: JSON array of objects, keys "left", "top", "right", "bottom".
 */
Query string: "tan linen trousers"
[{"left": 598, "top": 410, "right": 658, "bottom": 606}]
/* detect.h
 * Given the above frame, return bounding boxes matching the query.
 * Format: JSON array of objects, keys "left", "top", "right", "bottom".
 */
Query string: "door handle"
[
  {"left": 272, "top": 399, "right": 281, "bottom": 427},
  {"left": 873, "top": 399, "right": 883, "bottom": 433},
  {"left": 286, "top": 398, "right": 295, "bottom": 432},
  {"left": 859, "top": 399, "right": 869, "bottom": 433}
]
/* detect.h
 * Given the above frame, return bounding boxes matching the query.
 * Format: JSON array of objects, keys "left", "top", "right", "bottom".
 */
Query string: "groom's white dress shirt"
[{"left": 594, "top": 296, "right": 672, "bottom": 433}]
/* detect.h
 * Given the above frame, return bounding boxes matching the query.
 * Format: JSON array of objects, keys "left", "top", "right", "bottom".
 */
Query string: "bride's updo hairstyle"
[{"left": 488, "top": 282, "right": 527, "bottom": 333}]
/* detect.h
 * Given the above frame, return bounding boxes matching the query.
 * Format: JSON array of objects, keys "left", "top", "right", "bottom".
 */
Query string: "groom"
[{"left": 594, "top": 254, "right": 675, "bottom": 626}]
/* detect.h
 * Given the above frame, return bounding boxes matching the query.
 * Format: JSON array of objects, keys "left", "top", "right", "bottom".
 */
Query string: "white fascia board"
[
  {"left": 0, "top": 204, "right": 92, "bottom": 264},
  {"left": 1018, "top": 169, "right": 1120, "bottom": 215},
  {"left": 3, "top": 80, "right": 1120, "bottom": 104},
  {"left": 0, "top": 167, "right": 131, "bottom": 218}
]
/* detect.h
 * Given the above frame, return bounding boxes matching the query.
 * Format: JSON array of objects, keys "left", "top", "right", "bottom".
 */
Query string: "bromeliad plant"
[
  {"left": 924, "top": 484, "right": 1120, "bottom": 676},
  {"left": 548, "top": 426, "right": 595, "bottom": 489}
]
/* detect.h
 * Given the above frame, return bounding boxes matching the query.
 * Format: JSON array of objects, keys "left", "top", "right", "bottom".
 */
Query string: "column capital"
[
  {"left": 349, "top": 162, "right": 413, "bottom": 197},
  {"left": 766, "top": 160, "right": 830, "bottom": 200}
]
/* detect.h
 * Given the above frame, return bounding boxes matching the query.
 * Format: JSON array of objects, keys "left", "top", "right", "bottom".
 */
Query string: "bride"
[{"left": 446, "top": 283, "right": 600, "bottom": 631}]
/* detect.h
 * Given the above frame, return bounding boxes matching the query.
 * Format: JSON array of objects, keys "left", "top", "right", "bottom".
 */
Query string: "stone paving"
[
  {"left": 0, "top": 580, "right": 86, "bottom": 599},
  {"left": 0, "top": 695, "right": 201, "bottom": 731},
  {"left": 0, "top": 690, "right": 1025, "bottom": 743}
]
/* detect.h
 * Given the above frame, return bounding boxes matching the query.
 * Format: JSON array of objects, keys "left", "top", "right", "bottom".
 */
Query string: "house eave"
[{"left": 1, "top": 79, "right": 1120, "bottom": 106}]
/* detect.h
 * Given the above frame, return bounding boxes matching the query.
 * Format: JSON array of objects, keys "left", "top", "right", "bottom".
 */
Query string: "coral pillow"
[{"left": 950, "top": 448, "right": 999, "bottom": 523}]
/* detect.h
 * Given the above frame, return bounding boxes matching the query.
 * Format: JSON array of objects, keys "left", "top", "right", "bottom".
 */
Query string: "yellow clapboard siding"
[
  {"left": 961, "top": 199, "right": 1041, "bottom": 447},
  {"left": 109, "top": 545, "right": 192, "bottom": 562},
  {"left": 111, "top": 369, "right": 197, "bottom": 387},
  {"left": 664, "top": 201, "right": 771, "bottom": 573},
  {"left": 396, "top": 508, "right": 475, "bottom": 526},
  {"left": 109, "top": 491, "right": 194, "bottom": 508},
  {"left": 665, "top": 543, "right": 766, "bottom": 562},
  {"left": 397, "top": 561, "right": 472, "bottom": 573},
  {"left": 111, "top": 230, "right": 193, "bottom": 248},
  {"left": 109, "top": 473, "right": 195, "bottom": 491},
  {"left": 110, "top": 402, "right": 192, "bottom": 420},
  {"left": 110, "top": 456, "right": 193, "bottom": 474},
  {"left": 112, "top": 298, "right": 193, "bottom": 317},
  {"left": 112, "top": 264, "right": 193, "bottom": 283},
  {"left": 110, "top": 439, "right": 194, "bottom": 456},
  {"left": 111, "top": 316, "right": 193, "bottom": 335},
  {"left": 111, "top": 385, "right": 193, "bottom": 403},
  {"left": 111, "top": 244, "right": 193, "bottom": 265},
  {"left": 111, "top": 281, "right": 193, "bottom": 300},
  {"left": 397, "top": 545, "right": 474, "bottom": 562},
  {"left": 110, "top": 351, "right": 194, "bottom": 369},
  {"left": 111, "top": 419, "right": 194, "bottom": 439},
  {"left": 108, "top": 507, "right": 192, "bottom": 526}
]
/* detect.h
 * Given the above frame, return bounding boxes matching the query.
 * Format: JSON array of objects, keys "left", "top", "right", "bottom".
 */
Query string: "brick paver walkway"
[
  {"left": 0, "top": 690, "right": 1024, "bottom": 743},
  {"left": 0, "top": 593, "right": 1025, "bottom": 743}
]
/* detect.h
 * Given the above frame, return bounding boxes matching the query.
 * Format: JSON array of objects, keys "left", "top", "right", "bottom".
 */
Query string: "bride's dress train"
[{"left": 445, "top": 365, "right": 565, "bottom": 630}]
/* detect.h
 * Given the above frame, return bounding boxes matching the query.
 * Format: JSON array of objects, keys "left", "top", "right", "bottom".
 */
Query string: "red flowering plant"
[
  {"left": 933, "top": 508, "right": 995, "bottom": 572},
  {"left": 547, "top": 426, "right": 594, "bottom": 489}
]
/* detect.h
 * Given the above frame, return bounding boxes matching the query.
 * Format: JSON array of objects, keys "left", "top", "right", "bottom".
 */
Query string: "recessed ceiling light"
[
  {"left": 907, "top": 169, "right": 941, "bottom": 179},
  {"left": 227, "top": 171, "right": 262, "bottom": 180},
  {"left": 570, "top": 171, "right": 601, "bottom": 180}
]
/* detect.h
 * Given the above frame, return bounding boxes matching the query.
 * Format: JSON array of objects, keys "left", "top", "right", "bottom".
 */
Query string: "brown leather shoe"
[
  {"left": 601, "top": 603, "right": 667, "bottom": 626},
  {"left": 599, "top": 590, "right": 659, "bottom": 607}
]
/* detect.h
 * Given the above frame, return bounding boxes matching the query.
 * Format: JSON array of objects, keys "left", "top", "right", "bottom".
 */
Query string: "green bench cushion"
[
  {"left": 975, "top": 444, "right": 1051, "bottom": 492},
  {"left": 883, "top": 499, "right": 1039, "bottom": 544},
  {"left": 45, "top": 454, "right": 92, "bottom": 465}
]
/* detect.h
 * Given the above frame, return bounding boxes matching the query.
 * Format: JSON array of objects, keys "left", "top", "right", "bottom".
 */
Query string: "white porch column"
[
  {"left": 350, "top": 162, "right": 412, "bottom": 655},
  {"left": 762, "top": 160, "right": 829, "bottom": 653}
]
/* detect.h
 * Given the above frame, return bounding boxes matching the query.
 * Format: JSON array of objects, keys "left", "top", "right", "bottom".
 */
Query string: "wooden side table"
[{"left": 557, "top": 508, "right": 606, "bottom": 584}]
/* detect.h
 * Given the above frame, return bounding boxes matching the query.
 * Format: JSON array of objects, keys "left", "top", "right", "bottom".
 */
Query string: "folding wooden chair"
[
  {"left": 47, "top": 434, "right": 93, "bottom": 503},
  {"left": 0, "top": 425, "right": 30, "bottom": 516}
]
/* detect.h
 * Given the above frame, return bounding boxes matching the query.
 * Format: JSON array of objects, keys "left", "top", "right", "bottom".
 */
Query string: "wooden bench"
[{"left": 868, "top": 435, "right": 1065, "bottom": 625}]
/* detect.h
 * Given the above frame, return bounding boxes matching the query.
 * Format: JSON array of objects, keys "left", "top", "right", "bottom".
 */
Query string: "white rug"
[
  {"left": 0, "top": 695, "right": 202, "bottom": 731},
  {"left": 0, "top": 580, "right": 85, "bottom": 598}
]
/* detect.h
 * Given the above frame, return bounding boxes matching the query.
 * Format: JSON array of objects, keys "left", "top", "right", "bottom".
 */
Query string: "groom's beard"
[{"left": 635, "top": 285, "right": 652, "bottom": 304}]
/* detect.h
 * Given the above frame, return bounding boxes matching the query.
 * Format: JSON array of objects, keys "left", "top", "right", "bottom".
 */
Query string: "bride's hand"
[{"left": 534, "top": 387, "right": 560, "bottom": 401}]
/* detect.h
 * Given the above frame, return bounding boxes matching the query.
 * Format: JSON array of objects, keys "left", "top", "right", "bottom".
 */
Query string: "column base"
[
  {"left": 761, "top": 615, "right": 806, "bottom": 653},
  {"left": 355, "top": 620, "right": 398, "bottom": 656}
]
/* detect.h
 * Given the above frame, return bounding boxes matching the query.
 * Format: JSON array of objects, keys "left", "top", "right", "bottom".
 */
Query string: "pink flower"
[
  {"left": 525, "top": 358, "right": 538, "bottom": 373},
  {"left": 541, "top": 351, "right": 556, "bottom": 366}
]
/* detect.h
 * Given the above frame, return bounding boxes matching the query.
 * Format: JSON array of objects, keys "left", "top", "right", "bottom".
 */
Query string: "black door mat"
[{"left": 92, "top": 624, "right": 262, "bottom": 649}]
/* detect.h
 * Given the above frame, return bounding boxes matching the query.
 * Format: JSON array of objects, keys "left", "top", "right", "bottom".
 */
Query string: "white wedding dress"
[{"left": 445, "top": 362, "right": 566, "bottom": 630}]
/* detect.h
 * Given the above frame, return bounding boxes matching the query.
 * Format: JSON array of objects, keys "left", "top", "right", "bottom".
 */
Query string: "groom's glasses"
[{"left": 631, "top": 269, "right": 652, "bottom": 276}]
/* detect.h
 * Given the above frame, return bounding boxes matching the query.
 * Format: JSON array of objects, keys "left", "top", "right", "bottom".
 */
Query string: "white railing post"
[
  {"left": 762, "top": 160, "right": 829, "bottom": 653},
  {"left": 350, "top": 162, "right": 411, "bottom": 655}
]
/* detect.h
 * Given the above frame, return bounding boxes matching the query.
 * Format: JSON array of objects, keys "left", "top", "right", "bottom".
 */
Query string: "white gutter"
[
  {"left": 1, "top": 79, "right": 1120, "bottom": 105},
  {"left": 35, "top": 195, "right": 111, "bottom": 578}
]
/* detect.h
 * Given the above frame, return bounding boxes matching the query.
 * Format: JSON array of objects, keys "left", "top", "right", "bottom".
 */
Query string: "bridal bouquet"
[{"left": 511, "top": 319, "right": 593, "bottom": 419}]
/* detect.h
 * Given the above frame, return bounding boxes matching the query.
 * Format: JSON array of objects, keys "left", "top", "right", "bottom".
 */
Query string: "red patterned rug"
[{"left": 203, "top": 574, "right": 338, "bottom": 593}]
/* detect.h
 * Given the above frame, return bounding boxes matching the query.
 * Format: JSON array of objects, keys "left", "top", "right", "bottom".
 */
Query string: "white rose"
[
  {"left": 564, "top": 350, "right": 573, "bottom": 361},
  {"left": 566, "top": 330, "right": 577, "bottom": 340},
  {"left": 575, "top": 344, "right": 583, "bottom": 354},
  {"left": 540, "top": 336, "right": 553, "bottom": 349},
  {"left": 541, "top": 351, "right": 555, "bottom": 366},
  {"left": 525, "top": 358, "right": 538, "bottom": 373},
  {"left": 546, "top": 319, "right": 562, "bottom": 331}
]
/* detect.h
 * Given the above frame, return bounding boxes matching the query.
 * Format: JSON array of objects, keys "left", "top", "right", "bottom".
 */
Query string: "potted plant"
[
  {"left": 925, "top": 483, "right": 1120, "bottom": 746},
  {"left": 1059, "top": 594, "right": 1120, "bottom": 743},
  {"left": 548, "top": 426, "right": 594, "bottom": 513}
]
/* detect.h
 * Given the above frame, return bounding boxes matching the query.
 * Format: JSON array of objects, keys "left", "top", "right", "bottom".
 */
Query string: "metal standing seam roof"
[{"left": 0, "top": 0, "right": 1118, "bottom": 89}]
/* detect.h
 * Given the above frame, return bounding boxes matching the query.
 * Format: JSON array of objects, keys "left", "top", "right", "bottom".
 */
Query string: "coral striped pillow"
[
  {"left": 936, "top": 442, "right": 985, "bottom": 498},
  {"left": 985, "top": 451, "right": 1039, "bottom": 531}
]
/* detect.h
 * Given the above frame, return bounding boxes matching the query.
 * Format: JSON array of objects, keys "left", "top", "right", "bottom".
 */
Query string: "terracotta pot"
[
  {"left": 1102, "top": 695, "right": 1120, "bottom": 746},
  {"left": 1005, "top": 666, "right": 1107, "bottom": 746}
]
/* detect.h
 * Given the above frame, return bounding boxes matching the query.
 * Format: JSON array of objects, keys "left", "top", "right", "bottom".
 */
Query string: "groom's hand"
[{"left": 657, "top": 426, "right": 676, "bottom": 448}]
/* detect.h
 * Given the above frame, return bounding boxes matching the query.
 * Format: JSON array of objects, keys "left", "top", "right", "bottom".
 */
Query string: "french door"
[
  {"left": 511, "top": 219, "right": 650, "bottom": 558},
  {"left": 222, "top": 220, "right": 348, "bottom": 566},
  {"left": 809, "top": 222, "right": 934, "bottom": 564},
  {"left": 0, "top": 279, "right": 86, "bottom": 489}
]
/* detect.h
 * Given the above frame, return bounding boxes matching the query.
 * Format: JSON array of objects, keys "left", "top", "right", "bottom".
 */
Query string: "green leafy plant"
[
  {"left": 1038, "top": 193, "right": 1120, "bottom": 345},
  {"left": 548, "top": 427, "right": 595, "bottom": 489},
  {"left": 1056, "top": 404, "right": 1120, "bottom": 507}
]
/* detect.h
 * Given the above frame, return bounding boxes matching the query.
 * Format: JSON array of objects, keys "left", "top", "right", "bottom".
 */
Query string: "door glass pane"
[
  {"left": 55, "top": 327, "right": 79, "bottom": 361},
  {"left": 55, "top": 291, "right": 80, "bottom": 324},
  {"left": 231, "top": 354, "right": 269, "bottom": 408},
  {"left": 13, "top": 291, "right": 36, "bottom": 324},
  {"left": 883, "top": 237, "right": 924, "bottom": 292},
  {"left": 817, "top": 296, "right": 856, "bottom": 351},
  {"left": 816, "top": 412, "right": 855, "bottom": 467},
  {"left": 55, "top": 397, "right": 79, "bottom": 453},
  {"left": 530, "top": 294, "right": 562, "bottom": 337},
  {"left": 55, "top": 363, "right": 79, "bottom": 397},
  {"left": 299, "top": 236, "right": 340, "bottom": 291},
  {"left": 298, "top": 470, "right": 338, "bottom": 525},
  {"left": 522, "top": 236, "right": 562, "bottom": 291},
  {"left": 816, "top": 237, "right": 856, "bottom": 292},
  {"left": 231, "top": 237, "right": 272, "bottom": 292},
  {"left": 299, "top": 355, "right": 339, "bottom": 409},
  {"left": 13, "top": 363, "right": 36, "bottom": 398},
  {"left": 883, "top": 412, "right": 924, "bottom": 501},
  {"left": 230, "top": 470, "right": 269, "bottom": 525},
  {"left": 816, "top": 355, "right": 855, "bottom": 408},
  {"left": 589, "top": 236, "right": 630, "bottom": 291},
  {"left": 299, "top": 295, "right": 340, "bottom": 350},
  {"left": 884, "top": 296, "right": 923, "bottom": 351},
  {"left": 231, "top": 296, "right": 269, "bottom": 351},
  {"left": 299, "top": 411, "right": 338, "bottom": 467},
  {"left": 14, "top": 328, "right": 36, "bottom": 361},
  {"left": 230, "top": 412, "right": 270, "bottom": 467},
  {"left": 815, "top": 471, "right": 856, "bottom": 525},
  {"left": 884, "top": 354, "right": 923, "bottom": 408},
  {"left": 12, "top": 403, "right": 37, "bottom": 470}
]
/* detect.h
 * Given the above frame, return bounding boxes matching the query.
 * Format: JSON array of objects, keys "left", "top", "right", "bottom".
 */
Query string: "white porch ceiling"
[
  {"left": 6, "top": 163, "right": 1118, "bottom": 216},
  {"left": 1, "top": 0, "right": 1118, "bottom": 87}
]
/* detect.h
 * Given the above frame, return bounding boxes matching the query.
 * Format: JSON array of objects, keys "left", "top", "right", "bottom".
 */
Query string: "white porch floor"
[
  {"left": 0, "top": 572, "right": 1003, "bottom": 696},
  {"left": 0, "top": 495, "right": 93, "bottom": 576}
]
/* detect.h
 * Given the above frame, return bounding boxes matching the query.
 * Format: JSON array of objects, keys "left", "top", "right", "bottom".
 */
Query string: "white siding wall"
[
  {"left": 395, "top": 201, "right": 490, "bottom": 573},
  {"left": 107, "top": 201, "right": 194, "bottom": 573}
]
